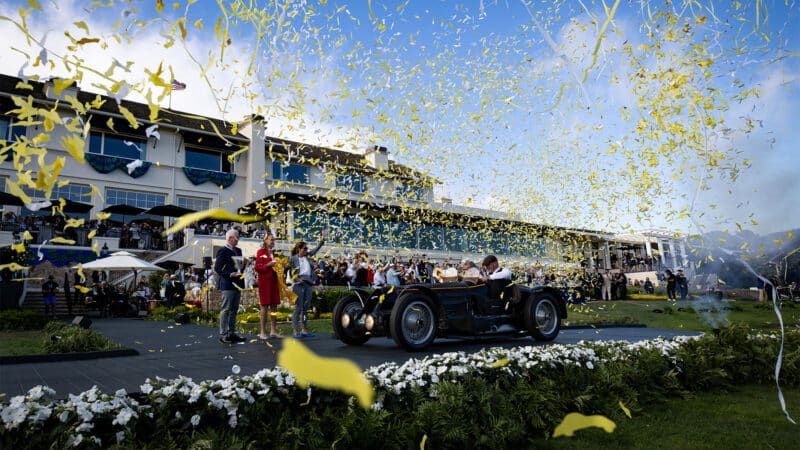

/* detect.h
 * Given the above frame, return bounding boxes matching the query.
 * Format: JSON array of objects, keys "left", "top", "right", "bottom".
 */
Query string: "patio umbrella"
[
  {"left": 75, "top": 251, "right": 164, "bottom": 289},
  {"left": 157, "top": 260, "right": 194, "bottom": 272},
  {"left": 101, "top": 203, "right": 145, "bottom": 223},
  {"left": 0, "top": 191, "right": 25, "bottom": 207},
  {"left": 47, "top": 198, "right": 94, "bottom": 214},
  {"left": 102, "top": 204, "right": 146, "bottom": 216},
  {"left": 144, "top": 204, "right": 196, "bottom": 217}
]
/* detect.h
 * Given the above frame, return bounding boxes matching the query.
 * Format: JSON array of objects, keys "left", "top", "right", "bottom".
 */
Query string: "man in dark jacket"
[
  {"left": 215, "top": 229, "right": 245, "bottom": 343},
  {"left": 164, "top": 274, "right": 186, "bottom": 307},
  {"left": 676, "top": 269, "right": 689, "bottom": 300}
]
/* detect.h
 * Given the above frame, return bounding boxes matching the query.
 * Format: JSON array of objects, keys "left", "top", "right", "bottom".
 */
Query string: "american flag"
[{"left": 171, "top": 79, "right": 187, "bottom": 91}]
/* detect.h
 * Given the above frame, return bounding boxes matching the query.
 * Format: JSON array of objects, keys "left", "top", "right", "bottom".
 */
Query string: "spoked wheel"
[
  {"left": 332, "top": 294, "right": 370, "bottom": 345},
  {"left": 390, "top": 294, "right": 437, "bottom": 351},
  {"left": 524, "top": 294, "right": 561, "bottom": 341}
]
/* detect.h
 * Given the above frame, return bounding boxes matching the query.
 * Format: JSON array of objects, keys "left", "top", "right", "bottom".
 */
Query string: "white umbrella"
[{"left": 74, "top": 251, "right": 164, "bottom": 288}]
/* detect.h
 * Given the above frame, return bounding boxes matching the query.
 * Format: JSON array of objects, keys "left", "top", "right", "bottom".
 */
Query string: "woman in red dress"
[{"left": 254, "top": 233, "right": 281, "bottom": 339}]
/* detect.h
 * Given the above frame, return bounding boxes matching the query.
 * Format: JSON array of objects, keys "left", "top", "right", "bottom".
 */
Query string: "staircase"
[{"left": 21, "top": 290, "right": 92, "bottom": 319}]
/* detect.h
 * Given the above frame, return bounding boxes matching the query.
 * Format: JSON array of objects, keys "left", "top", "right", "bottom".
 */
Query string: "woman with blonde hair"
[{"left": 254, "top": 233, "right": 281, "bottom": 339}]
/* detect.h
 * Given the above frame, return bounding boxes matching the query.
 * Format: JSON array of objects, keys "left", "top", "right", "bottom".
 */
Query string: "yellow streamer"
[{"left": 278, "top": 338, "right": 374, "bottom": 410}]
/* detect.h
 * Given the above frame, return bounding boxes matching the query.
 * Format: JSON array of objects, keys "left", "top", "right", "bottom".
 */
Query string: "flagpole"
[{"left": 169, "top": 89, "right": 173, "bottom": 110}]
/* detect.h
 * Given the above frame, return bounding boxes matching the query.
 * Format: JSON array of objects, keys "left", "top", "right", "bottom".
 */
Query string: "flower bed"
[{"left": 2, "top": 324, "right": 798, "bottom": 449}]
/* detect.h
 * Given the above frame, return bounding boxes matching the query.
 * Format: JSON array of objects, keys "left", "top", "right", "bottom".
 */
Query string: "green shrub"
[
  {"left": 148, "top": 304, "right": 217, "bottom": 325},
  {"left": 0, "top": 309, "right": 48, "bottom": 331},
  {"left": 3, "top": 327, "right": 800, "bottom": 449},
  {"left": 42, "top": 323, "right": 121, "bottom": 353},
  {"left": 314, "top": 287, "right": 358, "bottom": 313}
]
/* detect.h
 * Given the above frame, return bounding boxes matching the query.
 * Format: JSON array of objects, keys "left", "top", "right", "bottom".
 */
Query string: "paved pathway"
[{"left": 0, "top": 318, "right": 702, "bottom": 399}]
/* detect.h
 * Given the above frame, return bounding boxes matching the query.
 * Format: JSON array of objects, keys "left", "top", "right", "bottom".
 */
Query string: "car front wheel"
[
  {"left": 390, "top": 294, "right": 437, "bottom": 351},
  {"left": 332, "top": 294, "right": 370, "bottom": 345},
  {"left": 524, "top": 294, "right": 561, "bottom": 341}
]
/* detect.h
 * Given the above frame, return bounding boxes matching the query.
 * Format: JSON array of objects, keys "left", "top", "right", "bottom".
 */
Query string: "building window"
[
  {"left": 395, "top": 182, "right": 425, "bottom": 201},
  {"left": 0, "top": 117, "right": 26, "bottom": 143},
  {"left": 88, "top": 131, "right": 145, "bottom": 160},
  {"left": 272, "top": 161, "right": 309, "bottom": 184},
  {"left": 22, "top": 183, "right": 92, "bottom": 202},
  {"left": 106, "top": 188, "right": 166, "bottom": 209},
  {"left": 176, "top": 195, "right": 211, "bottom": 212},
  {"left": 336, "top": 174, "right": 366, "bottom": 193},
  {"left": 185, "top": 147, "right": 232, "bottom": 172}
]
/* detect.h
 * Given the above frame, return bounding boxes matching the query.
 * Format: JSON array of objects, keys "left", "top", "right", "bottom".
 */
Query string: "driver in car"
[
  {"left": 479, "top": 255, "right": 512, "bottom": 283},
  {"left": 479, "top": 255, "right": 513, "bottom": 313}
]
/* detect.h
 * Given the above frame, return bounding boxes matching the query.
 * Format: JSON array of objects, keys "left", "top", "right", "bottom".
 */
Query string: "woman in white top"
[{"left": 288, "top": 229, "right": 329, "bottom": 338}]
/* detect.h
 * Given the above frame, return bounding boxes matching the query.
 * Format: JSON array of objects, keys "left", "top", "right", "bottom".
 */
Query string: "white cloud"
[{"left": 0, "top": 1, "right": 373, "bottom": 152}]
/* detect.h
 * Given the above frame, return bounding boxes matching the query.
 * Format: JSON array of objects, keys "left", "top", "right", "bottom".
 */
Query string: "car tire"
[
  {"left": 332, "top": 294, "right": 370, "bottom": 346},
  {"left": 524, "top": 293, "right": 561, "bottom": 341},
  {"left": 390, "top": 293, "right": 437, "bottom": 351}
]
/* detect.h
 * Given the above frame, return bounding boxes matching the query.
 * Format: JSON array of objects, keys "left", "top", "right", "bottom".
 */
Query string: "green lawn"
[
  {"left": 565, "top": 299, "right": 800, "bottom": 331},
  {"left": 0, "top": 330, "right": 46, "bottom": 356},
  {"left": 533, "top": 384, "right": 800, "bottom": 449},
  {"left": 235, "top": 299, "right": 800, "bottom": 337}
]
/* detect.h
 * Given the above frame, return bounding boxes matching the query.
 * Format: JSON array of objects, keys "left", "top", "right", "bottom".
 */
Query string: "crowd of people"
[{"left": 29, "top": 216, "right": 706, "bottom": 326}]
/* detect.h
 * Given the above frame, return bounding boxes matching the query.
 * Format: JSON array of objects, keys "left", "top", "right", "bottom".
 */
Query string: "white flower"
[
  {"left": 116, "top": 431, "right": 126, "bottom": 444},
  {"left": 29, "top": 405, "right": 52, "bottom": 424},
  {"left": 191, "top": 414, "right": 201, "bottom": 427},
  {"left": 1, "top": 402, "right": 29, "bottom": 429},
  {"left": 113, "top": 408, "right": 134, "bottom": 426},
  {"left": 67, "top": 433, "right": 83, "bottom": 447}
]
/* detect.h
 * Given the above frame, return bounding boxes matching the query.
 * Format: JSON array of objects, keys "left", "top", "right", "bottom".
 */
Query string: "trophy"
[{"left": 232, "top": 256, "right": 244, "bottom": 274}]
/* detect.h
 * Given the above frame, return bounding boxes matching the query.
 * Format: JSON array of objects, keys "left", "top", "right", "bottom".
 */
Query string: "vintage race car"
[{"left": 332, "top": 280, "right": 567, "bottom": 351}]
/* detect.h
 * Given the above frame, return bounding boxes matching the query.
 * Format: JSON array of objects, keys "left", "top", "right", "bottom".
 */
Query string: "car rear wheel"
[
  {"left": 390, "top": 294, "right": 437, "bottom": 351},
  {"left": 524, "top": 294, "right": 561, "bottom": 341},
  {"left": 333, "top": 294, "right": 370, "bottom": 345}
]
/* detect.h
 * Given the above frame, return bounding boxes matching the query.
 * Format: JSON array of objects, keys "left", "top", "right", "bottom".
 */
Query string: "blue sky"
[{"left": 1, "top": 0, "right": 798, "bottom": 236}]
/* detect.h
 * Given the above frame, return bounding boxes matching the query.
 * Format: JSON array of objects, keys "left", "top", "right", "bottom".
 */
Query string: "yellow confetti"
[
  {"left": 553, "top": 412, "right": 616, "bottom": 438},
  {"left": 490, "top": 358, "right": 509, "bottom": 368},
  {"left": 163, "top": 208, "right": 263, "bottom": 235},
  {"left": 49, "top": 237, "right": 76, "bottom": 245},
  {"left": 60, "top": 134, "right": 86, "bottom": 164},
  {"left": 0, "top": 263, "right": 30, "bottom": 272},
  {"left": 619, "top": 400, "right": 632, "bottom": 418},
  {"left": 278, "top": 338, "right": 374, "bottom": 410}
]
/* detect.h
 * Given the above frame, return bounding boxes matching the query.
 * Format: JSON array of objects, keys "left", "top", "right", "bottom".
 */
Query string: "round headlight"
[
  {"left": 341, "top": 313, "right": 351, "bottom": 328},
  {"left": 365, "top": 314, "right": 376, "bottom": 331}
]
